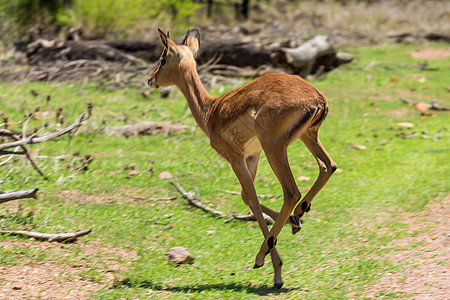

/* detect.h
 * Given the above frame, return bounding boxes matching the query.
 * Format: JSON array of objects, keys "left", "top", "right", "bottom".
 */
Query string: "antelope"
[{"left": 148, "top": 28, "right": 337, "bottom": 289}]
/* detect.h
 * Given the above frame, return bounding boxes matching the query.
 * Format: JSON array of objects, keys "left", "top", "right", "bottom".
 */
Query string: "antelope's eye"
[{"left": 160, "top": 58, "right": 166, "bottom": 65}]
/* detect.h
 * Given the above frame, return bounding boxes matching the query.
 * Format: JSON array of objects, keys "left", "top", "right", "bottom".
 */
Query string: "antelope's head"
[{"left": 147, "top": 28, "right": 200, "bottom": 88}]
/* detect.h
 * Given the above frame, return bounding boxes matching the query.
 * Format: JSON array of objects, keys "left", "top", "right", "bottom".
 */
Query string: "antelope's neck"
[{"left": 176, "top": 67, "right": 213, "bottom": 137}]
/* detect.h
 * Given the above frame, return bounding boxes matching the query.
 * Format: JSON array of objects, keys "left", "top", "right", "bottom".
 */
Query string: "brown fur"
[{"left": 210, "top": 73, "right": 327, "bottom": 130}]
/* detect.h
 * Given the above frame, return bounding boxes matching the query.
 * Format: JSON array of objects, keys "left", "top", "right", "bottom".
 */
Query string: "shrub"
[
  {"left": 0, "top": 0, "right": 202, "bottom": 41},
  {"left": 57, "top": 0, "right": 202, "bottom": 39}
]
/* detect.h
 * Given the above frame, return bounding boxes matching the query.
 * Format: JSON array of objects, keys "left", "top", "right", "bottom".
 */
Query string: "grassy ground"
[{"left": 0, "top": 43, "right": 449, "bottom": 299}]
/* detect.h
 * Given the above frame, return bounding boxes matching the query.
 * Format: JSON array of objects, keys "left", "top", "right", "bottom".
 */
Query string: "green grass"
[{"left": 0, "top": 43, "right": 449, "bottom": 299}]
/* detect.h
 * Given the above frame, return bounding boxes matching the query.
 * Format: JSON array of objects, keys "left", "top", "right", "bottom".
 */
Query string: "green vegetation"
[
  {"left": 0, "top": 0, "right": 202, "bottom": 40},
  {"left": 0, "top": 44, "right": 449, "bottom": 298}
]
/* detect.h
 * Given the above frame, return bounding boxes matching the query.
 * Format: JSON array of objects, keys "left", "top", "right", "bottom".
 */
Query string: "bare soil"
[
  {"left": 410, "top": 47, "right": 450, "bottom": 60},
  {"left": 363, "top": 195, "right": 449, "bottom": 299},
  {"left": 0, "top": 239, "right": 137, "bottom": 299},
  {"left": 0, "top": 260, "right": 102, "bottom": 299}
]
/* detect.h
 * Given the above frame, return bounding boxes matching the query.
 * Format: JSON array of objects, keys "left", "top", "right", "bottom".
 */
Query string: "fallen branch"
[
  {"left": 168, "top": 180, "right": 273, "bottom": 224},
  {"left": 229, "top": 212, "right": 274, "bottom": 225},
  {"left": 0, "top": 128, "right": 47, "bottom": 178},
  {"left": 0, "top": 188, "right": 38, "bottom": 204},
  {"left": 168, "top": 179, "right": 228, "bottom": 218},
  {"left": 0, "top": 228, "right": 92, "bottom": 243},
  {"left": 0, "top": 112, "right": 86, "bottom": 151},
  {"left": 22, "top": 145, "right": 47, "bottom": 178},
  {"left": 217, "top": 188, "right": 275, "bottom": 199},
  {"left": 0, "top": 150, "right": 26, "bottom": 155}
]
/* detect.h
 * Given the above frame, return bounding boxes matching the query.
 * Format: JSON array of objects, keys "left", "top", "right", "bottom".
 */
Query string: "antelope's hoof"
[
  {"left": 290, "top": 215, "right": 302, "bottom": 235},
  {"left": 292, "top": 226, "right": 301, "bottom": 235},
  {"left": 254, "top": 254, "right": 266, "bottom": 269},
  {"left": 289, "top": 214, "right": 300, "bottom": 227},
  {"left": 253, "top": 262, "right": 263, "bottom": 269},
  {"left": 274, "top": 281, "right": 284, "bottom": 289}
]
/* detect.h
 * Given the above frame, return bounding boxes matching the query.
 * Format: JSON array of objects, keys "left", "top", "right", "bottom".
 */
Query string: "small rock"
[
  {"left": 166, "top": 246, "right": 194, "bottom": 265},
  {"left": 164, "top": 224, "right": 174, "bottom": 230},
  {"left": 158, "top": 171, "right": 172, "bottom": 179},
  {"left": 348, "top": 143, "right": 367, "bottom": 150},
  {"left": 397, "top": 122, "right": 414, "bottom": 128}
]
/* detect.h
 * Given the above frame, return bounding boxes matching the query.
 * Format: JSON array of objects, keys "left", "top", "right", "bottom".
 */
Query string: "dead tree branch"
[
  {"left": 0, "top": 188, "right": 38, "bottom": 204},
  {"left": 168, "top": 179, "right": 228, "bottom": 219},
  {"left": 229, "top": 212, "right": 274, "bottom": 225},
  {"left": 0, "top": 228, "right": 92, "bottom": 243},
  {"left": 20, "top": 145, "right": 46, "bottom": 178},
  {"left": 0, "top": 112, "right": 86, "bottom": 151},
  {"left": 168, "top": 180, "right": 273, "bottom": 224},
  {"left": 2, "top": 131, "right": 47, "bottom": 178}
]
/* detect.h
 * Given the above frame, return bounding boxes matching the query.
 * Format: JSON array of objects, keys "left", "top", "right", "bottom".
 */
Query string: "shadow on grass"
[{"left": 113, "top": 278, "right": 304, "bottom": 296}]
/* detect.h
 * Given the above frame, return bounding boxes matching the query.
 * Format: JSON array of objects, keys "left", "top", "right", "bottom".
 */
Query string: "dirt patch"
[
  {"left": 56, "top": 189, "right": 169, "bottom": 206},
  {"left": 410, "top": 48, "right": 450, "bottom": 60},
  {"left": 0, "top": 239, "right": 138, "bottom": 299},
  {"left": 59, "top": 189, "right": 117, "bottom": 205},
  {"left": 363, "top": 195, "right": 449, "bottom": 299},
  {"left": 0, "top": 260, "right": 102, "bottom": 299}
]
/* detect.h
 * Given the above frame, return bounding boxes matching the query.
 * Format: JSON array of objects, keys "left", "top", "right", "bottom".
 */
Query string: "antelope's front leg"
[
  {"left": 229, "top": 159, "right": 284, "bottom": 288},
  {"left": 254, "top": 148, "right": 302, "bottom": 267}
]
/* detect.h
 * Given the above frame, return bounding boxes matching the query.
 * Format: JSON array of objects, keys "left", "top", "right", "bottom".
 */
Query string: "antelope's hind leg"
[
  {"left": 293, "top": 129, "right": 337, "bottom": 221},
  {"left": 245, "top": 154, "right": 302, "bottom": 235},
  {"left": 254, "top": 146, "right": 301, "bottom": 268}
]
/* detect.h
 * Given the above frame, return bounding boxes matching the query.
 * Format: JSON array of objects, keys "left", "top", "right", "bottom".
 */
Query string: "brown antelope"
[{"left": 148, "top": 28, "right": 337, "bottom": 289}]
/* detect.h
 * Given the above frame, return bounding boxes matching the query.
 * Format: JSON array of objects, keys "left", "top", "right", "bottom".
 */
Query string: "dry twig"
[
  {"left": 229, "top": 212, "right": 274, "bottom": 225},
  {"left": 168, "top": 180, "right": 273, "bottom": 224},
  {"left": 0, "top": 228, "right": 92, "bottom": 243},
  {"left": 0, "top": 112, "right": 86, "bottom": 151},
  {"left": 168, "top": 179, "right": 228, "bottom": 218}
]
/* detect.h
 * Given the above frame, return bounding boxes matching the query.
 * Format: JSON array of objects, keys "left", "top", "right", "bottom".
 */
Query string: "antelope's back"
[{"left": 210, "top": 73, "right": 327, "bottom": 128}]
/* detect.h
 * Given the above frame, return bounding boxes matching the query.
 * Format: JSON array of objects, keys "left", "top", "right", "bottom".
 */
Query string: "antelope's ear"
[
  {"left": 180, "top": 29, "right": 200, "bottom": 57},
  {"left": 158, "top": 28, "right": 168, "bottom": 49},
  {"left": 158, "top": 28, "right": 177, "bottom": 53}
]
